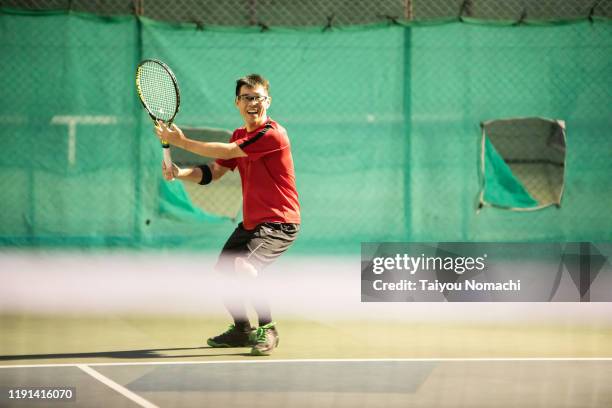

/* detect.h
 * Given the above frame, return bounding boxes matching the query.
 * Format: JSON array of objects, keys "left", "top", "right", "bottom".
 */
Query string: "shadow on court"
[{"left": 0, "top": 347, "right": 253, "bottom": 362}]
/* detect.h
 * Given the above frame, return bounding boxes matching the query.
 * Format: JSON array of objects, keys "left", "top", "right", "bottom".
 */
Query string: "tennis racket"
[{"left": 135, "top": 59, "right": 181, "bottom": 173}]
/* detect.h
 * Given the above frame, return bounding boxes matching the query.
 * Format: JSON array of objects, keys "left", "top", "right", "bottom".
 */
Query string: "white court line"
[
  {"left": 77, "top": 364, "right": 159, "bottom": 408},
  {"left": 2, "top": 357, "right": 612, "bottom": 369}
]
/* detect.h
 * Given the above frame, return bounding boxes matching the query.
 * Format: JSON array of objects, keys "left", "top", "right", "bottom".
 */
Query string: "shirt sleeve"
[
  {"left": 215, "top": 157, "right": 237, "bottom": 171},
  {"left": 235, "top": 126, "right": 289, "bottom": 161}
]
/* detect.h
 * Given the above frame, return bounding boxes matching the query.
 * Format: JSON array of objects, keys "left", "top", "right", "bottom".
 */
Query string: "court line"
[
  {"left": 1, "top": 357, "right": 612, "bottom": 369},
  {"left": 77, "top": 364, "right": 159, "bottom": 408}
]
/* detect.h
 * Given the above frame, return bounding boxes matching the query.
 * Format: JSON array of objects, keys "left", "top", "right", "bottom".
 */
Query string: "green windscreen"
[
  {"left": 1, "top": 10, "right": 611, "bottom": 251},
  {"left": 480, "top": 117, "right": 566, "bottom": 211},
  {"left": 482, "top": 137, "right": 539, "bottom": 209}
]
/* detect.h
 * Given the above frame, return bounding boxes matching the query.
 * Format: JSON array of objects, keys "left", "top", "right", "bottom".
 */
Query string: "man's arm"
[
  {"left": 210, "top": 162, "right": 231, "bottom": 180},
  {"left": 155, "top": 122, "right": 247, "bottom": 160},
  {"left": 163, "top": 161, "right": 231, "bottom": 183},
  {"left": 181, "top": 139, "right": 247, "bottom": 160}
]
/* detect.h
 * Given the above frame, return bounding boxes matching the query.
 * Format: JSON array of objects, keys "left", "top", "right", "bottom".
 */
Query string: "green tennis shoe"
[
  {"left": 207, "top": 325, "right": 253, "bottom": 348},
  {"left": 250, "top": 322, "right": 279, "bottom": 356}
]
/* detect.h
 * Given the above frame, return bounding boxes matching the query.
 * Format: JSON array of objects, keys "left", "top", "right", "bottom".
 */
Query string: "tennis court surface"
[
  {"left": 2, "top": 358, "right": 612, "bottom": 407},
  {"left": 2, "top": 254, "right": 612, "bottom": 406},
  {"left": 0, "top": 252, "right": 612, "bottom": 407},
  {"left": 2, "top": 312, "right": 612, "bottom": 407}
]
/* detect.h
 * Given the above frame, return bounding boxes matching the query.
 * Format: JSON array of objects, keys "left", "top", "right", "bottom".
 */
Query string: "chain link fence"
[
  {"left": 0, "top": 11, "right": 141, "bottom": 245},
  {"left": 407, "top": 20, "right": 612, "bottom": 242},
  {"left": 2, "top": 0, "right": 611, "bottom": 24},
  {"left": 1, "top": 2, "right": 611, "bottom": 250}
]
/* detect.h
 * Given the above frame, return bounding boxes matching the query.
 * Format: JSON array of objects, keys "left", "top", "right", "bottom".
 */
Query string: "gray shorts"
[{"left": 215, "top": 222, "right": 299, "bottom": 273}]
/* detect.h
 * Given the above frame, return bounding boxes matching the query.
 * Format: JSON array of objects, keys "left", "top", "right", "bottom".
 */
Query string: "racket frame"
[{"left": 135, "top": 59, "right": 181, "bottom": 174}]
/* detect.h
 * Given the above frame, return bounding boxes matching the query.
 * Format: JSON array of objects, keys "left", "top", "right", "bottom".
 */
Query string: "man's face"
[{"left": 235, "top": 84, "right": 271, "bottom": 130}]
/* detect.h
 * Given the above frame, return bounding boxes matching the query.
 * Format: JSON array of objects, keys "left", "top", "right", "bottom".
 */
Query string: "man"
[{"left": 154, "top": 74, "right": 300, "bottom": 356}]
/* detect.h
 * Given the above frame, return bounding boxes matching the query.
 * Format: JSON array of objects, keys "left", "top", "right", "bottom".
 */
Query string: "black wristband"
[{"left": 197, "top": 164, "right": 213, "bottom": 185}]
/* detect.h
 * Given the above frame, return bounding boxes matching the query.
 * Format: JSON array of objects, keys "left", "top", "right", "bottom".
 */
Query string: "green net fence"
[{"left": 1, "top": 5, "right": 611, "bottom": 252}]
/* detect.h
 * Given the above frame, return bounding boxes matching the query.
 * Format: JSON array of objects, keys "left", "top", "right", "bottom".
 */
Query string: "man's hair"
[{"left": 235, "top": 74, "right": 270, "bottom": 97}]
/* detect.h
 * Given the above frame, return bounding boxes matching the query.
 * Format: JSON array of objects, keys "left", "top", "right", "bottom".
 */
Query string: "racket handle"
[{"left": 162, "top": 144, "right": 174, "bottom": 181}]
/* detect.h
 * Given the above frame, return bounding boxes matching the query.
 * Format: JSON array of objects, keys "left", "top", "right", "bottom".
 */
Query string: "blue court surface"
[{"left": 2, "top": 358, "right": 612, "bottom": 407}]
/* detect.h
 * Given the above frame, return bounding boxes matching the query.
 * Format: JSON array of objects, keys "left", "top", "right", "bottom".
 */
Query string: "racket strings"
[{"left": 137, "top": 62, "right": 178, "bottom": 122}]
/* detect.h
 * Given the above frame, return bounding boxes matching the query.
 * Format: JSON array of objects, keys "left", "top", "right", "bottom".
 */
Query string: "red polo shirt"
[{"left": 216, "top": 119, "right": 300, "bottom": 230}]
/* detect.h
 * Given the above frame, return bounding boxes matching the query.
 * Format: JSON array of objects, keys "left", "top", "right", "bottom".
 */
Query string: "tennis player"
[{"left": 154, "top": 74, "right": 300, "bottom": 356}]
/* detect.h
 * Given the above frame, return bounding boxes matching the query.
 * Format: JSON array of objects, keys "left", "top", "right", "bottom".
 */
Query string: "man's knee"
[{"left": 235, "top": 257, "right": 258, "bottom": 278}]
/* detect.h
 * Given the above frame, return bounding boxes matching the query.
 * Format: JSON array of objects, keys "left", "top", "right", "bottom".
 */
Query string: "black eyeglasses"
[{"left": 238, "top": 94, "right": 268, "bottom": 102}]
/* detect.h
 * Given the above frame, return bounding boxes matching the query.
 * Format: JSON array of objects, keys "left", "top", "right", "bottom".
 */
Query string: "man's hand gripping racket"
[
  {"left": 156, "top": 122, "right": 185, "bottom": 181},
  {"left": 135, "top": 59, "right": 181, "bottom": 180}
]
